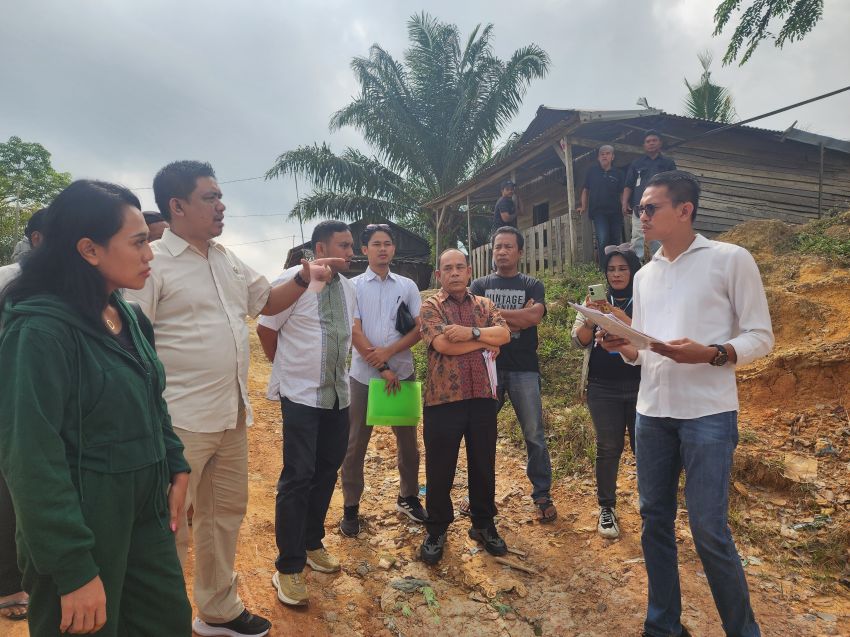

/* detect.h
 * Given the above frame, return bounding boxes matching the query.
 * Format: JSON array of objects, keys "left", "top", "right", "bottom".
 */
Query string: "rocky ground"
[{"left": 9, "top": 215, "right": 850, "bottom": 637}]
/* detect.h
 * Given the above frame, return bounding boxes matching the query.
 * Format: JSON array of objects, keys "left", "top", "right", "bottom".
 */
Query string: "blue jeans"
[
  {"left": 592, "top": 211, "right": 624, "bottom": 269},
  {"left": 497, "top": 370, "right": 553, "bottom": 501},
  {"left": 636, "top": 411, "right": 760, "bottom": 637}
]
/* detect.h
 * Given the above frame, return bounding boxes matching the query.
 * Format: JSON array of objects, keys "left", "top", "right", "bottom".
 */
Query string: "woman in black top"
[{"left": 571, "top": 247, "right": 642, "bottom": 539}]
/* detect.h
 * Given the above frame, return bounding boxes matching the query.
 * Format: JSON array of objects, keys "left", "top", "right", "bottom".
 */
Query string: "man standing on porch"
[
  {"left": 491, "top": 180, "right": 522, "bottom": 230},
  {"left": 578, "top": 145, "right": 626, "bottom": 269},
  {"left": 622, "top": 131, "right": 677, "bottom": 259},
  {"left": 601, "top": 170, "right": 772, "bottom": 637},
  {"left": 468, "top": 226, "right": 557, "bottom": 523}
]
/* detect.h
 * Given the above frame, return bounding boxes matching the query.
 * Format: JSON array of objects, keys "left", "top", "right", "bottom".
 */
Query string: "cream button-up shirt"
[{"left": 125, "top": 229, "right": 271, "bottom": 432}]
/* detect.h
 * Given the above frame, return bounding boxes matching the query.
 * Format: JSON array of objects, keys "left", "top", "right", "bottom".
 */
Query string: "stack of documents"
[{"left": 568, "top": 302, "right": 666, "bottom": 350}]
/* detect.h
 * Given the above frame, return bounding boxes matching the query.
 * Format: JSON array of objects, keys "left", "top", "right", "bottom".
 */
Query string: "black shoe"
[
  {"left": 641, "top": 627, "right": 692, "bottom": 637},
  {"left": 339, "top": 505, "right": 360, "bottom": 537},
  {"left": 192, "top": 609, "right": 271, "bottom": 636},
  {"left": 419, "top": 532, "right": 446, "bottom": 565},
  {"left": 468, "top": 525, "right": 508, "bottom": 556},
  {"left": 396, "top": 495, "right": 427, "bottom": 523}
]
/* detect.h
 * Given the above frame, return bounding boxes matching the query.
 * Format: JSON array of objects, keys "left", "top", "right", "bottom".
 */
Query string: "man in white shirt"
[
  {"left": 601, "top": 170, "right": 772, "bottom": 637},
  {"left": 126, "top": 161, "right": 336, "bottom": 637},
  {"left": 257, "top": 221, "right": 356, "bottom": 608},
  {"left": 339, "top": 224, "right": 425, "bottom": 538}
]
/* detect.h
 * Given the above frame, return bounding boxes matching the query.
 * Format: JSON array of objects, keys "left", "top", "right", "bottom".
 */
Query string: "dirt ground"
[{"left": 9, "top": 218, "right": 850, "bottom": 636}]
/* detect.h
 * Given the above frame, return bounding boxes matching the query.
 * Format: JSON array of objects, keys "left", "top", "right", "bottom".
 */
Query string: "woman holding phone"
[
  {"left": 571, "top": 244, "right": 642, "bottom": 539},
  {"left": 0, "top": 180, "right": 191, "bottom": 636}
]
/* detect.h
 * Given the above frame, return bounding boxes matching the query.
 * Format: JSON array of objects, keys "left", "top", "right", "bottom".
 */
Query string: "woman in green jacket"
[{"left": 0, "top": 180, "right": 192, "bottom": 636}]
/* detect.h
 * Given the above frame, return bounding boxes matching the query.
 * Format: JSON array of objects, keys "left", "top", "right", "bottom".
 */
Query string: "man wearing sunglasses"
[
  {"left": 621, "top": 130, "right": 677, "bottom": 259},
  {"left": 600, "top": 170, "right": 773, "bottom": 637}
]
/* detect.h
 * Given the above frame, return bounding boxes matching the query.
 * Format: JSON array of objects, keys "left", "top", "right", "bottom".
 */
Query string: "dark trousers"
[
  {"left": 275, "top": 398, "right": 349, "bottom": 574},
  {"left": 592, "top": 210, "right": 625, "bottom": 269},
  {"left": 0, "top": 472, "right": 22, "bottom": 596},
  {"left": 586, "top": 378, "right": 639, "bottom": 508},
  {"left": 423, "top": 398, "right": 498, "bottom": 536},
  {"left": 24, "top": 465, "right": 191, "bottom": 637}
]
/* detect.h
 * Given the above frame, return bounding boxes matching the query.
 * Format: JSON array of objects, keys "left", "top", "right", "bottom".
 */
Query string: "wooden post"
[
  {"left": 434, "top": 207, "right": 443, "bottom": 272},
  {"left": 466, "top": 195, "right": 472, "bottom": 254},
  {"left": 817, "top": 142, "right": 824, "bottom": 219},
  {"left": 561, "top": 137, "right": 577, "bottom": 264}
]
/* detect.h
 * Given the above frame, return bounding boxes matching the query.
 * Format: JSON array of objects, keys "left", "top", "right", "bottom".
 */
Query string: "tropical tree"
[
  {"left": 683, "top": 51, "right": 737, "bottom": 123},
  {"left": 0, "top": 136, "right": 72, "bottom": 264},
  {"left": 266, "top": 12, "right": 549, "bottom": 251},
  {"left": 714, "top": 0, "right": 825, "bottom": 65}
]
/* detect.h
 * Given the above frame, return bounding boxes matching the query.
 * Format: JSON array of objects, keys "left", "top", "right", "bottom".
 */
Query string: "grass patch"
[{"left": 792, "top": 210, "right": 850, "bottom": 262}]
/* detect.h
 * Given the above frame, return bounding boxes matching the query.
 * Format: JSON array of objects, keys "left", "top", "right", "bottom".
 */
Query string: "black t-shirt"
[
  {"left": 492, "top": 196, "right": 517, "bottom": 229},
  {"left": 470, "top": 273, "right": 545, "bottom": 372},
  {"left": 624, "top": 153, "right": 677, "bottom": 210},
  {"left": 583, "top": 165, "right": 624, "bottom": 217},
  {"left": 587, "top": 296, "right": 641, "bottom": 382}
]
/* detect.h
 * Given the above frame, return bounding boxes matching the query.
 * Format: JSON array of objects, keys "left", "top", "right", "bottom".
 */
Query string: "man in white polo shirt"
[
  {"left": 600, "top": 170, "right": 773, "bottom": 637},
  {"left": 126, "top": 161, "right": 336, "bottom": 637},
  {"left": 257, "top": 220, "right": 356, "bottom": 608}
]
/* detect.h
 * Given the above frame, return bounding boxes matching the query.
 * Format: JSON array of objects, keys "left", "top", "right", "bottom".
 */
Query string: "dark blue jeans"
[
  {"left": 636, "top": 411, "right": 760, "bottom": 637},
  {"left": 497, "top": 370, "right": 553, "bottom": 501},
  {"left": 275, "top": 398, "right": 349, "bottom": 574},
  {"left": 592, "top": 211, "right": 624, "bottom": 269}
]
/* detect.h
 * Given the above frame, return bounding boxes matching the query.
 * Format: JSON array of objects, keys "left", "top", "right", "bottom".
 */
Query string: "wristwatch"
[
  {"left": 294, "top": 272, "right": 309, "bottom": 288},
  {"left": 378, "top": 363, "right": 391, "bottom": 372},
  {"left": 471, "top": 327, "right": 481, "bottom": 340},
  {"left": 708, "top": 344, "right": 728, "bottom": 366}
]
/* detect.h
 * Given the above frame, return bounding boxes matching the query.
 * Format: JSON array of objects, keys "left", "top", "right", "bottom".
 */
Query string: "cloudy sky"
[{"left": 2, "top": 0, "right": 848, "bottom": 278}]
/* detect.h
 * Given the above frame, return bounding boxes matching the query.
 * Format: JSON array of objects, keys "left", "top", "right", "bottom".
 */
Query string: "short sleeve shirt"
[
  {"left": 124, "top": 229, "right": 271, "bottom": 432},
  {"left": 419, "top": 289, "right": 507, "bottom": 407},
  {"left": 625, "top": 153, "right": 677, "bottom": 210},
  {"left": 350, "top": 268, "right": 421, "bottom": 384},
  {"left": 583, "top": 165, "right": 625, "bottom": 217},
  {"left": 492, "top": 196, "right": 517, "bottom": 229},
  {"left": 258, "top": 267, "right": 356, "bottom": 409},
  {"left": 470, "top": 273, "right": 545, "bottom": 372}
]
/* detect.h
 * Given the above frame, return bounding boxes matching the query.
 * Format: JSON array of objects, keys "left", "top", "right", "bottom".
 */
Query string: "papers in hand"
[
  {"left": 569, "top": 302, "right": 666, "bottom": 350},
  {"left": 482, "top": 349, "right": 498, "bottom": 398}
]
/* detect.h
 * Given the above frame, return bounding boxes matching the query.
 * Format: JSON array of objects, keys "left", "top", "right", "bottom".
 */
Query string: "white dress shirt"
[
  {"left": 629, "top": 234, "right": 773, "bottom": 419},
  {"left": 259, "top": 266, "right": 357, "bottom": 409},
  {"left": 125, "top": 229, "right": 271, "bottom": 432},
  {"left": 349, "top": 267, "right": 421, "bottom": 385}
]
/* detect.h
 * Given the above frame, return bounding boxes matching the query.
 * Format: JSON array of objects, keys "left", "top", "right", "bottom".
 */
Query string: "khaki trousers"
[{"left": 174, "top": 403, "right": 247, "bottom": 624}]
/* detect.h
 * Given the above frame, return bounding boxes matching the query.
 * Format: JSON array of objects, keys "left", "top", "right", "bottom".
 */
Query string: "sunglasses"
[
  {"left": 603, "top": 242, "right": 634, "bottom": 255},
  {"left": 635, "top": 203, "right": 664, "bottom": 218},
  {"left": 365, "top": 223, "right": 391, "bottom": 231}
]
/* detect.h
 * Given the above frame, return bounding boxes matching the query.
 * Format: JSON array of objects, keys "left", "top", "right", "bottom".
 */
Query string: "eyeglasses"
[
  {"left": 635, "top": 203, "right": 664, "bottom": 218},
  {"left": 603, "top": 242, "right": 634, "bottom": 255},
  {"left": 365, "top": 223, "right": 391, "bottom": 231}
]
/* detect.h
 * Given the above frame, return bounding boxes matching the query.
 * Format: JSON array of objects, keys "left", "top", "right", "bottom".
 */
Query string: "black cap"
[{"left": 501, "top": 179, "right": 515, "bottom": 189}]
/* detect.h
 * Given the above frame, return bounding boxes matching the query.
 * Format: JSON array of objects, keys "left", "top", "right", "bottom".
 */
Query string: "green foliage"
[
  {"left": 792, "top": 212, "right": 850, "bottom": 262},
  {"left": 267, "top": 13, "right": 549, "bottom": 252},
  {"left": 0, "top": 136, "right": 71, "bottom": 264},
  {"left": 683, "top": 51, "right": 736, "bottom": 123},
  {"left": 713, "top": 0, "right": 825, "bottom": 65}
]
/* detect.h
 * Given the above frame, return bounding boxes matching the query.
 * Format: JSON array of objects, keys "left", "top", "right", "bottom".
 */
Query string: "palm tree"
[
  {"left": 684, "top": 51, "right": 737, "bottom": 123},
  {"left": 266, "top": 12, "right": 549, "bottom": 249}
]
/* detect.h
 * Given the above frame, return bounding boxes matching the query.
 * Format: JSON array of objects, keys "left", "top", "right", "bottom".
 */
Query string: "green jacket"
[{"left": 0, "top": 293, "right": 189, "bottom": 595}]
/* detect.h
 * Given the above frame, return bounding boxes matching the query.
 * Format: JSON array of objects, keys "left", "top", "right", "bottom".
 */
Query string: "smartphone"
[{"left": 588, "top": 284, "right": 606, "bottom": 302}]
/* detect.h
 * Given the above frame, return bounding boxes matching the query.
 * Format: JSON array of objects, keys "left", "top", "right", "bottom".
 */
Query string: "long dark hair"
[
  {"left": 602, "top": 249, "right": 641, "bottom": 300},
  {"left": 2, "top": 180, "right": 141, "bottom": 327}
]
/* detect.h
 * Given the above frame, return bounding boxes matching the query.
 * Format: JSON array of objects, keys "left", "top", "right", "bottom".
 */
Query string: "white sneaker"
[{"left": 598, "top": 506, "right": 620, "bottom": 539}]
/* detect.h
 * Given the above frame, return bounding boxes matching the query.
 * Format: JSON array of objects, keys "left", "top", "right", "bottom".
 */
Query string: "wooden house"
[{"left": 424, "top": 108, "right": 850, "bottom": 278}]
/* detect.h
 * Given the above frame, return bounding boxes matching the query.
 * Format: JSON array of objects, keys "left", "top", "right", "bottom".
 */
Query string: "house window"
[{"left": 532, "top": 201, "right": 549, "bottom": 225}]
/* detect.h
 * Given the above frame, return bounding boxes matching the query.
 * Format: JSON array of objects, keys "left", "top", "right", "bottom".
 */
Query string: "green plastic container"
[{"left": 366, "top": 378, "right": 422, "bottom": 427}]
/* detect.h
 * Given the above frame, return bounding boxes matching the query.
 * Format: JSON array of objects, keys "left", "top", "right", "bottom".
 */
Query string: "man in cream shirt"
[
  {"left": 126, "top": 161, "right": 336, "bottom": 637},
  {"left": 601, "top": 170, "right": 773, "bottom": 637}
]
